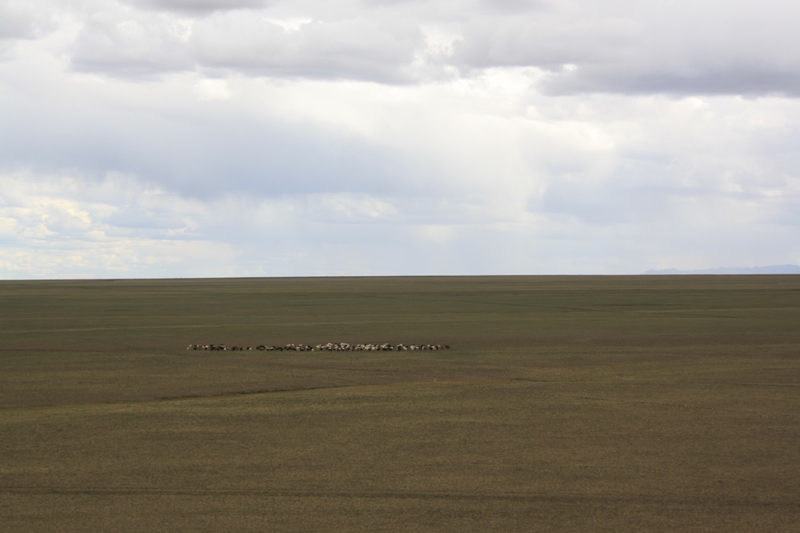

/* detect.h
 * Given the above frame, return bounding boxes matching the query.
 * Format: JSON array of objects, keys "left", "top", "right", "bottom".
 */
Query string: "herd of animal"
[{"left": 186, "top": 342, "right": 450, "bottom": 352}]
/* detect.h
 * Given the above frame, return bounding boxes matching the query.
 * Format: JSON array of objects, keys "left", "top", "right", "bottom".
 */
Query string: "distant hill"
[{"left": 644, "top": 265, "right": 800, "bottom": 275}]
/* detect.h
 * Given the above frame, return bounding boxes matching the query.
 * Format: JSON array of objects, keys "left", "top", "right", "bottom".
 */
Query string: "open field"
[{"left": 2, "top": 275, "right": 799, "bottom": 531}]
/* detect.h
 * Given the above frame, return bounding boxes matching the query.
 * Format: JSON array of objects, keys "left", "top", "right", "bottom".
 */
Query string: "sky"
[{"left": 1, "top": 0, "right": 799, "bottom": 279}]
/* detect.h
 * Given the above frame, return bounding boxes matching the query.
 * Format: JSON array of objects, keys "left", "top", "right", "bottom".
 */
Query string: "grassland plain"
[{"left": 1, "top": 275, "right": 799, "bottom": 532}]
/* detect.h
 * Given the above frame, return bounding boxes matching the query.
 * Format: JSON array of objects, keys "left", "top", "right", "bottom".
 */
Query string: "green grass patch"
[{"left": 2, "top": 275, "right": 799, "bottom": 531}]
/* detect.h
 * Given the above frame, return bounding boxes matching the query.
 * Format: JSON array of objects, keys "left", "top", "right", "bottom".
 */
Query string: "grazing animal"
[{"left": 187, "top": 341, "right": 450, "bottom": 352}]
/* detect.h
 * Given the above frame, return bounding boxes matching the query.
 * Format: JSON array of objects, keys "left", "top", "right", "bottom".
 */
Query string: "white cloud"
[
  {"left": 1, "top": 0, "right": 800, "bottom": 278},
  {"left": 71, "top": 7, "right": 194, "bottom": 76},
  {"left": 190, "top": 13, "right": 425, "bottom": 83},
  {"left": 23, "top": 0, "right": 800, "bottom": 96},
  {"left": 0, "top": 0, "right": 55, "bottom": 40},
  {"left": 193, "top": 78, "right": 232, "bottom": 100},
  {"left": 125, "top": 0, "right": 274, "bottom": 14},
  {"left": 454, "top": 0, "right": 800, "bottom": 96}
]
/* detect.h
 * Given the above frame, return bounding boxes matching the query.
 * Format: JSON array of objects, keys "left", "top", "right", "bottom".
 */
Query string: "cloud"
[
  {"left": 0, "top": 77, "right": 444, "bottom": 203},
  {"left": 0, "top": 170, "right": 536, "bottom": 279},
  {"left": 0, "top": 0, "right": 57, "bottom": 59},
  {"left": 10, "top": 0, "right": 800, "bottom": 95},
  {"left": 453, "top": 13, "right": 636, "bottom": 71},
  {"left": 124, "top": 0, "right": 274, "bottom": 14},
  {"left": 0, "top": 171, "right": 220, "bottom": 278},
  {"left": 190, "top": 14, "right": 424, "bottom": 83},
  {"left": 0, "top": 0, "right": 55, "bottom": 40},
  {"left": 545, "top": 67, "right": 800, "bottom": 98},
  {"left": 71, "top": 9, "right": 194, "bottom": 76},
  {"left": 68, "top": 3, "right": 430, "bottom": 83},
  {"left": 193, "top": 78, "right": 232, "bottom": 100},
  {"left": 525, "top": 95, "right": 800, "bottom": 228},
  {"left": 3, "top": 0, "right": 800, "bottom": 278},
  {"left": 453, "top": 0, "right": 800, "bottom": 97}
]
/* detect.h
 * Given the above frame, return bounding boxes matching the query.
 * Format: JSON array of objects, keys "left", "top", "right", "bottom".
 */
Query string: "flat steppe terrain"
[{"left": 1, "top": 275, "right": 799, "bottom": 531}]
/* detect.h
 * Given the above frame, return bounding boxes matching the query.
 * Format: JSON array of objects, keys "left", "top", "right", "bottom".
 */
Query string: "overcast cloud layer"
[{"left": 1, "top": 0, "right": 799, "bottom": 278}]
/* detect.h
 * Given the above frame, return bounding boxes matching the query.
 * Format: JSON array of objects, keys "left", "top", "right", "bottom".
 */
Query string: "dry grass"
[{"left": 1, "top": 276, "right": 799, "bottom": 531}]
